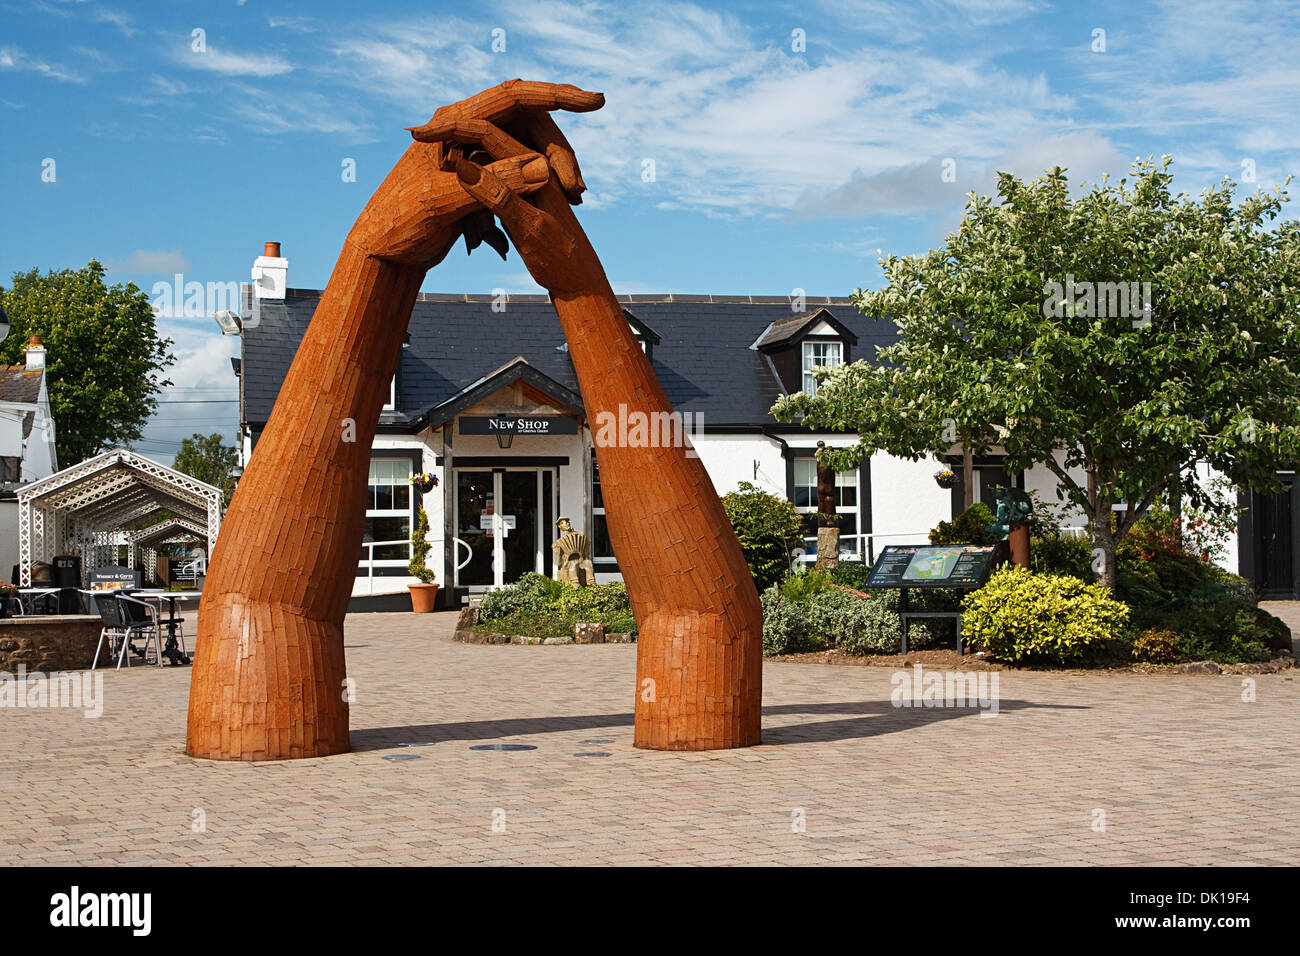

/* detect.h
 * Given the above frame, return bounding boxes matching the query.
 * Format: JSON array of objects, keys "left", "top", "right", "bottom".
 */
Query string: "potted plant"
[
  {"left": 407, "top": 506, "right": 440, "bottom": 612},
  {"left": 409, "top": 472, "right": 439, "bottom": 494},
  {"left": 934, "top": 468, "right": 957, "bottom": 489},
  {"left": 0, "top": 582, "right": 16, "bottom": 618}
]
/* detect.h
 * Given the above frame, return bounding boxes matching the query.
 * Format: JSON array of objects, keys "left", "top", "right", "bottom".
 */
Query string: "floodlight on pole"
[{"left": 213, "top": 310, "right": 242, "bottom": 335}]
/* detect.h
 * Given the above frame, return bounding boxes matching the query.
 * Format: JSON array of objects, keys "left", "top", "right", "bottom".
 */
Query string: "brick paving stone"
[{"left": 2, "top": 610, "right": 1296, "bottom": 866}]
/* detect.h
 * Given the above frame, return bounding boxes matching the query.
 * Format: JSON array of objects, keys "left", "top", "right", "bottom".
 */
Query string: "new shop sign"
[{"left": 461, "top": 416, "right": 578, "bottom": 436}]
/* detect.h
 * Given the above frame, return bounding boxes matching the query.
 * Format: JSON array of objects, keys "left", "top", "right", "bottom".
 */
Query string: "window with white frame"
[
  {"left": 802, "top": 341, "right": 843, "bottom": 395},
  {"left": 590, "top": 455, "right": 615, "bottom": 563},
  {"left": 361, "top": 458, "right": 413, "bottom": 567},
  {"left": 792, "top": 456, "right": 859, "bottom": 559},
  {"left": 383, "top": 374, "right": 396, "bottom": 411}
]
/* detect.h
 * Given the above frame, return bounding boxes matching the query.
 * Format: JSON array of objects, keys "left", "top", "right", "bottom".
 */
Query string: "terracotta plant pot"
[{"left": 409, "top": 583, "right": 440, "bottom": 613}]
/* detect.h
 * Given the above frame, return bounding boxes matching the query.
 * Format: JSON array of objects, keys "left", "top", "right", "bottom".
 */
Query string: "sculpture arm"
[{"left": 455, "top": 167, "right": 764, "bottom": 749}]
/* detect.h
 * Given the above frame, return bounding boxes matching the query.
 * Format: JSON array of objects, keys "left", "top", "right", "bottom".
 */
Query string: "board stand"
[{"left": 898, "top": 586, "right": 968, "bottom": 655}]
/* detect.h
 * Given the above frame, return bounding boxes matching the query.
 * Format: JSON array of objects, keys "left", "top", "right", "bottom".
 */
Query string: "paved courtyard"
[{"left": 3, "top": 610, "right": 1297, "bottom": 866}]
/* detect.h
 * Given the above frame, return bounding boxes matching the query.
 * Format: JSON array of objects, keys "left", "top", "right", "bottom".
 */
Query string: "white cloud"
[
  {"left": 110, "top": 249, "right": 192, "bottom": 275},
  {"left": 177, "top": 46, "right": 293, "bottom": 77},
  {"left": 0, "top": 45, "right": 83, "bottom": 83}
]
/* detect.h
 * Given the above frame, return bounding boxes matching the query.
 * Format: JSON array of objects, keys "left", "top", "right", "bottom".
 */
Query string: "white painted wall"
[
  {"left": 690, "top": 433, "right": 785, "bottom": 498},
  {"left": 868, "top": 453, "right": 951, "bottom": 548},
  {"left": 0, "top": 499, "right": 16, "bottom": 582}
]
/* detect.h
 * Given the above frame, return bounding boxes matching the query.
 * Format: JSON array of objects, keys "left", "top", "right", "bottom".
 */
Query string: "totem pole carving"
[{"left": 187, "top": 81, "right": 763, "bottom": 761}]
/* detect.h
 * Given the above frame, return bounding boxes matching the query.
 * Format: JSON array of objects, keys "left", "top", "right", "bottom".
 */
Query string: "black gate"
[{"left": 1240, "top": 474, "right": 1299, "bottom": 599}]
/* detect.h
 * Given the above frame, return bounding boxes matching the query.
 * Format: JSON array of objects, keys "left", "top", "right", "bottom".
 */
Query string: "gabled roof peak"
[{"left": 751, "top": 307, "right": 859, "bottom": 351}]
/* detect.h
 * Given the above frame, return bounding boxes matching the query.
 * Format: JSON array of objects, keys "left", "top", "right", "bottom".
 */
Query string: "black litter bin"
[{"left": 53, "top": 555, "right": 84, "bottom": 613}]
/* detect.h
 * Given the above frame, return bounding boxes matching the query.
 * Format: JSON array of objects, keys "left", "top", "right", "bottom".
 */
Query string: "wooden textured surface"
[{"left": 187, "top": 80, "right": 761, "bottom": 760}]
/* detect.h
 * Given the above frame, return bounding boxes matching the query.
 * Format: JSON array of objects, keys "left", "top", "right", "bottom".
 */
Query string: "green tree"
[
  {"left": 0, "top": 260, "right": 174, "bottom": 465},
  {"left": 721, "top": 481, "right": 806, "bottom": 592},
  {"left": 173, "top": 432, "right": 238, "bottom": 503},
  {"left": 774, "top": 158, "right": 1300, "bottom": 587}
]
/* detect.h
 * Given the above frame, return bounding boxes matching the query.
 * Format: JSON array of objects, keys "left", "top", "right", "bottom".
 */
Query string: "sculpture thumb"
[{"left": 455, "top": 159, "right": 533, "bottom": 227}]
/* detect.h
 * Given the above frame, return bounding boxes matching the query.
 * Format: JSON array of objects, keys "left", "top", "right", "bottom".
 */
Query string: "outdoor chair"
[{"left": 92, "top": 594, "right": 160, "bottom": 670}]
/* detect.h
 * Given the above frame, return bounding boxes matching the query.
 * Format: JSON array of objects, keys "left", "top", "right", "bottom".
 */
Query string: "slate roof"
[
  {"left": 240, "top": 289, "right": 899, "bottom": 429},
  {"left": 0, "top": 366, "right": 41, "bottom": 438}
]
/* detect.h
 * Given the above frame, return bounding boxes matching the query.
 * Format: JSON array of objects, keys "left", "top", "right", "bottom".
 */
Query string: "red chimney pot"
[{"left": 264, "top": 241, "right": 282, "bottom": 258}]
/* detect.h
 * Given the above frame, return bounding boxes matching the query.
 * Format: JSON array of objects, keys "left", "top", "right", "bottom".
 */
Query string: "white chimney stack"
[
  {"left": 252, "top": 240, "right": 287, "bottom": 300},
  {"left": 25, "top": 334, "right": 46, "bottom": 371}
]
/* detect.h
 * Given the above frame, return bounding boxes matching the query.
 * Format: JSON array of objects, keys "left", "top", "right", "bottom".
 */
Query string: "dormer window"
[
  {"left": 623, "top": 308, "right": 660, "bottom": 362},
  {"left": 802, "top": 340, "right": 843, "bottom": 395},
  {"left": 383, "top": 374, "right": 396, "bottom": 411},
  {"left": 752, "top": 307, "right": 857, "bottom": 396}
]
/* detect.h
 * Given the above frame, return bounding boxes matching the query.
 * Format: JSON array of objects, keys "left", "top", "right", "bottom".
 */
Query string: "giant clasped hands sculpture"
[{"left": 186, "top": 81, "right": 764, "bottom": 760}]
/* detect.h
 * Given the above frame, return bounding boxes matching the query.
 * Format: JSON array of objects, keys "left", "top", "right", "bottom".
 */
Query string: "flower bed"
[{"left": 456, "top": 572, "right": 638, "bottom": 645}]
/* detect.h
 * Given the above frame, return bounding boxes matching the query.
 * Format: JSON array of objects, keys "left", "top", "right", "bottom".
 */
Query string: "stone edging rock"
[
  {"left": 454, "top": 629, "right": 635, "bottom": 645},
  {"left": 453, "top": 606, "right": 634, "bottom": 645}
]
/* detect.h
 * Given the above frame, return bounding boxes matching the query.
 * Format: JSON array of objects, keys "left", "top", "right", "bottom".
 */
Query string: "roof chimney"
[
  {"left": 25, "top": 334, "right": 45, "bottom": 371},
  {"left": 252, "top": 240, "right": 287, "bottom": 300}
]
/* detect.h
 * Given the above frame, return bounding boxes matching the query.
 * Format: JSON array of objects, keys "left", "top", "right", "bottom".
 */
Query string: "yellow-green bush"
[
  {"left": 962, "top": 565, "right": 1130, "bottom": 664},
  {"left": 1132, "top": 628, "right": 1182, "bottom": 663}
]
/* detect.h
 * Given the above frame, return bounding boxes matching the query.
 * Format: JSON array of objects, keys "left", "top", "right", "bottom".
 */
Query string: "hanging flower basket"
[
  {"left": 410, "top": 472, "right": 439, "bottom": 494},
  {"left": 934, "top": 468, "right": 957, "bottom": 489}
]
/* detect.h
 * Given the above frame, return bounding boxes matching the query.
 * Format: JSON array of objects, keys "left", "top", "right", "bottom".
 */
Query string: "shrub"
[
  {"left": 1031, "top": 532, "right": 1094, "bottom": 579},
  {"left": 1153, "top": 598, "right": 1272, "bottom": 663},
  {"left": 478, "top": 571, "right": 564, "bottom": 621},
  {"left": 760, "top": 590, "right": 815, "bottom": 655},
  {"left": 818, "top": 590, "right": 904, "bottom": 656},
  {"left": 780, "top": 568, "right": 832, "bottom": 602},
  {"left": 553, "top": 581, "right": 632, "bottom": 620},
  {"left": 722, "top": 481, "right": 805, "bottom": 592},
  {"left": 929, "top": 502, "right": 996, "bottom": 546},
  {"left": 407, "top": 507, "right": 437, "bottom": 584},
  {"left": 829, "top": 563, "right": 871, "bottom": 590},
  {"left": 1132, "top": 628, "right": 1182, "bottom": 663},
  {"left": 961, "top": 566, "right": 1130, "bottom": 664}
]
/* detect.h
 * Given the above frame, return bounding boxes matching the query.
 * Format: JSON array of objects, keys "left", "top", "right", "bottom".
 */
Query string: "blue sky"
[{"left": 1, "top": 0, "right": 1296, "bottom": 462}]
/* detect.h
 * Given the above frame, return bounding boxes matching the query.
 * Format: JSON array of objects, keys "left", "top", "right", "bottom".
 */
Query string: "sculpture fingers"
[
  {"left": 406, "top": 117, "right": 531, "bottom": 158},
  {"left": 455, "top": 159, "right": 575, "bottom": 283},
  {"left": 430, "top": 80, "right": 604, "bottom": 125},
  {"left": 514, "top": 112, "right": 588, "bottom": 205}
]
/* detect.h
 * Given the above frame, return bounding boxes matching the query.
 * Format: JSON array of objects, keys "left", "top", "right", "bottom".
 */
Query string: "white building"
[
  {"left": 230, "top": 244, "right": 1285, "bottom": 607},
  {"left": 0, "top": 329, "right": 60, "bottom": 580}
]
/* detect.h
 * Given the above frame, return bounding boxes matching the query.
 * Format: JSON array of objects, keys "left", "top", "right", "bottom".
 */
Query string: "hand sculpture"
[
  {"left": 187, "top": 80, "right": 763, "bottom": 760},
  {"left": 186, "top": 82, "right": 602, "bottom": 761}
]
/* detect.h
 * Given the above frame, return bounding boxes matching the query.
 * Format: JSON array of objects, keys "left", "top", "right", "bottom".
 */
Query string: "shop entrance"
[{"left": 454, "top": 468, "right": 554, "bottom": 589}]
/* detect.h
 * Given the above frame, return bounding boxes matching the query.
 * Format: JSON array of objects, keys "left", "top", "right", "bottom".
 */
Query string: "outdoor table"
[
  {"left": 133, "top": 590, "right": 200, "bottom": 644},
  {"left": 17, "top": 587, "right": 60, "bottom": 616}
]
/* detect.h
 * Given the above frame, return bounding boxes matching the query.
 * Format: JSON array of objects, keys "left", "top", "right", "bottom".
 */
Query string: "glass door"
[
  {"left": 454, "top": 469, "right": 545, "bottom": 588},
  {"left": 455, "top": 470, "right": 495, "bottom": 587},
  {"left": 500, "top": 471, "right": 540, "bottom": 582}
]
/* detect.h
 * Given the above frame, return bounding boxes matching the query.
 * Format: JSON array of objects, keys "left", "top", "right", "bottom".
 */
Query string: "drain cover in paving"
[
  {"left": 398, "top": 742, "right": 436, "bottom": 747},
  {"left": 469, "top": 743, "right": 537, "bottom": 752},
  {"left": 382, "top": 754, "right": 421, "bottom": 761},
  {"left": 573, "top": 752, "right": 612, "bottom": 758},
  {"left": 578, "top": 739, "right": 615, "bottom": 745}
]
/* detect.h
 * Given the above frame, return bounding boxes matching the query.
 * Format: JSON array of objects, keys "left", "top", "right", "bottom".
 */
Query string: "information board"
[{"left": 864, "top": 545, "right": 997, "bottom": 589}]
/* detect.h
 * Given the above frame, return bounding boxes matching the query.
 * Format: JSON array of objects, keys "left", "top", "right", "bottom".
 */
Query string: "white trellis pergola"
[
  {"left": 16, "top": 448, "right": 224, "bottom": 587},
  {"left": 126, "top": 517, "right": 210, "bottom": 581}
]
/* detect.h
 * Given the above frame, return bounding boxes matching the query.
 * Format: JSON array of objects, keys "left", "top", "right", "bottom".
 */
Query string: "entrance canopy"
[{"left": 16, "top": 448, "right": 223, "bottom": 586}]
